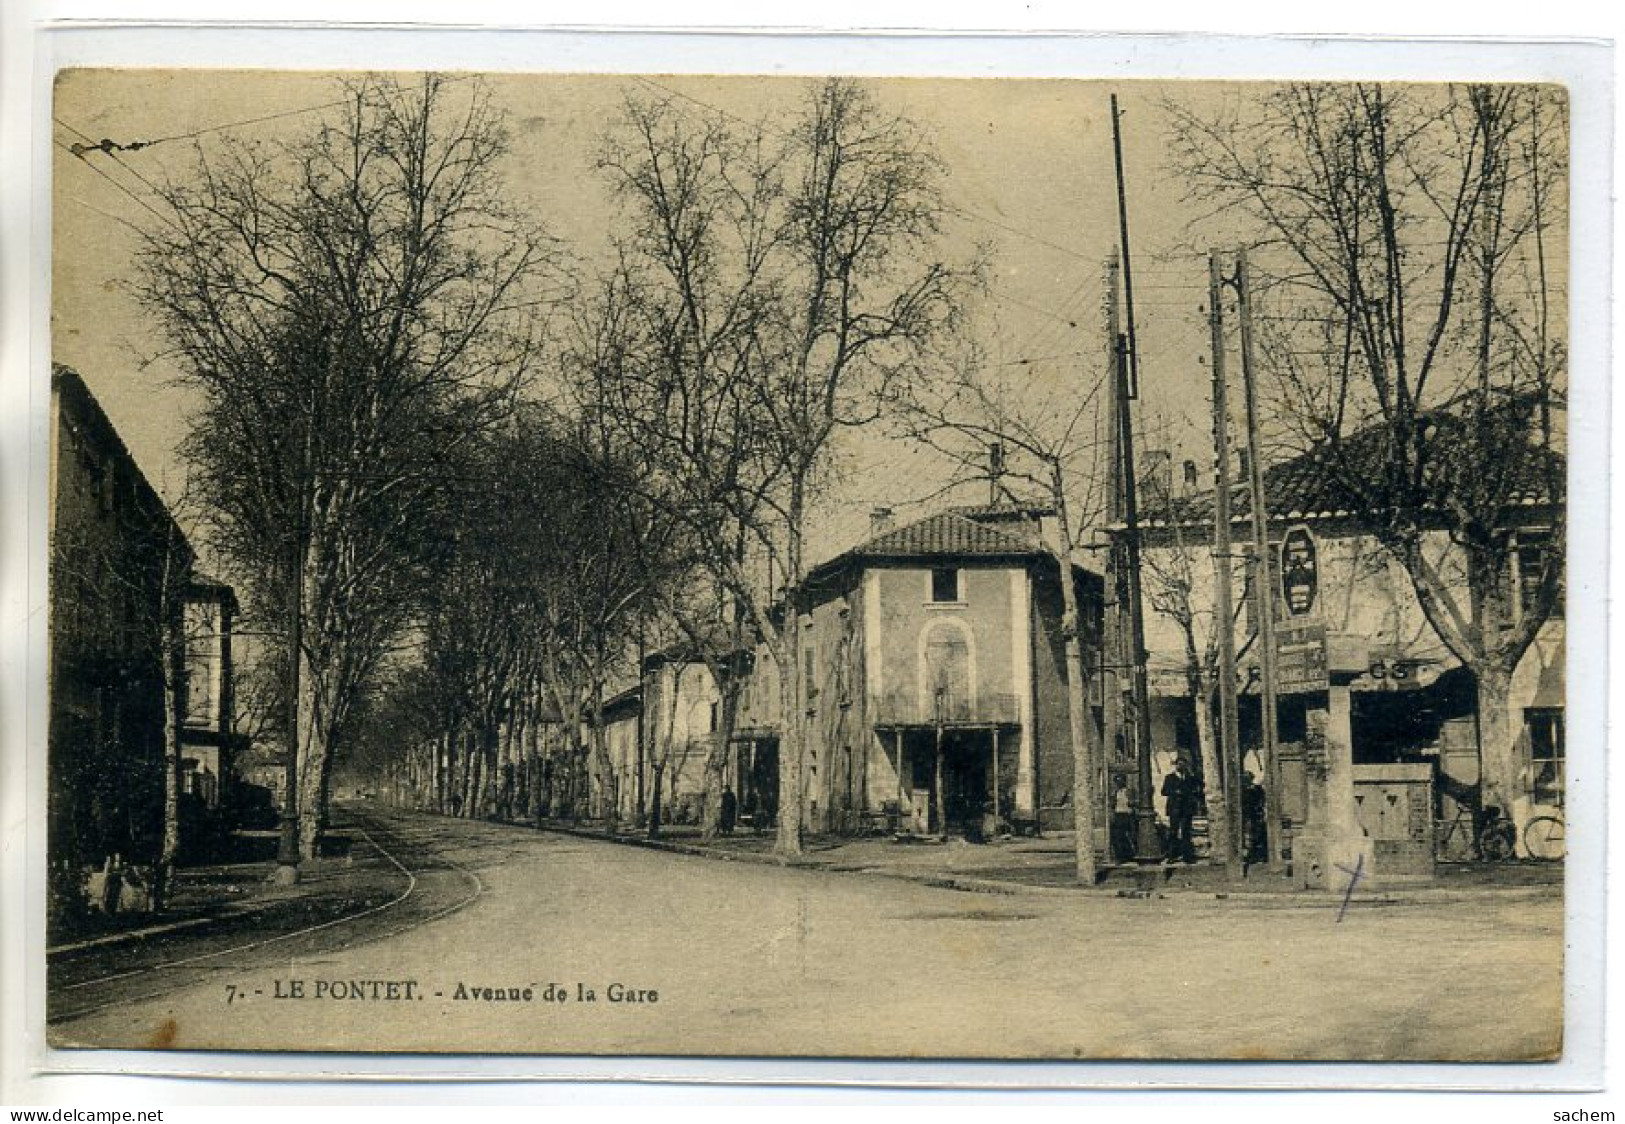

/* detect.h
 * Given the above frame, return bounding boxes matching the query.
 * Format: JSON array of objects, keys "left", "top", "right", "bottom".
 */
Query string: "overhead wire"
[{"left": 60, "top": 73, "right": 1251, "bottom": 521}]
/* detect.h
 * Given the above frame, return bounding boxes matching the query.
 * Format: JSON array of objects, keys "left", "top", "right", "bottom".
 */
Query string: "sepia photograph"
[{"left": 43, "top": 67, "right": 1570, "bottom": 1062}]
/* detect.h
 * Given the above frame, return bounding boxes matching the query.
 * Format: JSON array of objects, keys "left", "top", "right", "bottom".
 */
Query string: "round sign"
[{"left": 1279, "top": 524, "right": 1319, "bottom": 617}]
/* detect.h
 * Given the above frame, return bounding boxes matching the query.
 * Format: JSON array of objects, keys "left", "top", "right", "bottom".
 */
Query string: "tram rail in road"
[{"left": 47, "top": 805, "right": 485, "bottom": 1026}]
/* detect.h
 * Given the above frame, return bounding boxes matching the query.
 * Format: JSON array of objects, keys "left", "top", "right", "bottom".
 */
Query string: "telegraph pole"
[
  {"left": 1207, "top": 252, "right": 1244, "bottom": 879},
  {"left": 1111, "top": 95, "right": 1160, "bottom": 863},
  {"left": 1235, "top": 251, "right": 1286, "bottom": 871},
  {"left": 1102, "top": 255, "right": 1128, "bottom": 853},
  {"left": 1115, "top": 329, "right": 1158, "bottom": 862}
]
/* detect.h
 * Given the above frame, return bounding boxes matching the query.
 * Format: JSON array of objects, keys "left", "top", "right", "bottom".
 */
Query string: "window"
[
  {"left": 803, "top": 646, "right": 818, "bottom": 709},
  {"left": 923, "top": 622, "right": 971, "bottom": 722},
  {"left": 185, "top": 651, "right": 215, "bottom": 725},
  {"left": 1515, "top": 530, "right": 1564, "bottom": 620},
  {"left": 930, "top": 567, "right": 960, "bottom": 603},
  {"left": 1526, "top": 707, "right": 1564, "bottom": 807}
]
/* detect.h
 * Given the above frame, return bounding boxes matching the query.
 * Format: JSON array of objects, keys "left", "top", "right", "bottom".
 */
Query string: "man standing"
[
  {"left": 1161, "top": 757, "right": 1197, "bottom": 863},
  {"left": 1241, "top": 771, "right": 1267, "bottom": 865},
  {"left": 1110, "top": 774, "right": 1135, "bottom": 863},
  {"left": 719, "top": 787, "right": 738, "bottom": 835}
]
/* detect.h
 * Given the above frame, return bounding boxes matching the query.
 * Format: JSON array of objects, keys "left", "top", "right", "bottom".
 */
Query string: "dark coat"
[{"left": 1161, "top": 770, "right": 1196, "bottom": 820}]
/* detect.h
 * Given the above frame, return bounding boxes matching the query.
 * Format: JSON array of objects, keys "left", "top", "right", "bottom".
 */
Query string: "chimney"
[
  {"left": 869, "top": 506, "right": 895, "bottom": 538},
  {"left": 988, "top": 442, "right": 1005, "bottom": 505}
]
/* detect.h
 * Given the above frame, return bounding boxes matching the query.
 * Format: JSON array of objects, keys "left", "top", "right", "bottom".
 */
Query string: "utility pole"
[
  {"left": 1110, "top": 94, "right": 1143, "bottom": 403},
  {"left": 1115, "top": 328, "right": 1158, "bottom": 863},
  {"left": 1207, "top": 252, "right": 1245, "bottom": 879},
  {"left": 1235, "top": 250, "right": 1286, "bottom": 872},
  {"left": 1103, "top": 255, "right": 1129, "bottom": 855},
  {"left": 1111, "top": 95, "right": 1161, "bottom": 863}
]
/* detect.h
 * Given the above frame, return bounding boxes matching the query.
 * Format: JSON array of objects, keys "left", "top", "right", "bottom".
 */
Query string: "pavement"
[
  {"left": 51, "top": 807, "right": 1563, "bottom": 962},
  {"left": 48, "top": 827, "right": 395, "bottom": 956},
  {"left": 530, "top": 816, "right": 1565, "bottom": 904},
  {"left": 51, "top": 803, "right": 1565, "bottom": 1060}
]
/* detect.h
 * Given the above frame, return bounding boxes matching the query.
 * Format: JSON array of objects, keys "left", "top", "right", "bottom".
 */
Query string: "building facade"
[
  {"left": 180, "top": 576, "right": 243, "bottom": 811},
  {"left": 597, "top": 505, "right": 1106, "bottom": 839},
  {"left": 1130, "top": 420, "right": 1565, "bottom": 864},
  {"left": 48, "top": 366, "right": 245, "bottom": 926},
  {"left": 49, "top": 366, "right": 194, "bottom": 924}
]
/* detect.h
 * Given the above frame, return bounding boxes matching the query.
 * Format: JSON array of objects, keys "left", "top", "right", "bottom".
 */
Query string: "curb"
[
  {"left": 48, "top": 914, "right": 220, "bottom": 955},
  {"left": 47, "top": 895, "right": 292, "bottom": 956},
  {"left": 534, "top": 821, "right": 1562, "bottom": 905},
  {"left": 47, "top": 845, "right": 394, "bottom": 957}
]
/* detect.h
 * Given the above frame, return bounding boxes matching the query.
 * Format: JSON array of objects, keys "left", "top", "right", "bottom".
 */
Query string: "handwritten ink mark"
[{"left": 1335, "top": 852, "right": 1366, "bottom": 923}]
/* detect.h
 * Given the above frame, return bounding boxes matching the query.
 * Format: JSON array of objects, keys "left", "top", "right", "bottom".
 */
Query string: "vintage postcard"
[{"left": 44, "top": 68, "right": 1569, "bottom": 1061}]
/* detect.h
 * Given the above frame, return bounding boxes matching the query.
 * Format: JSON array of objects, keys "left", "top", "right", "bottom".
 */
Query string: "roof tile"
[{"left": 853, "top": 511, "right": 1042, "bottom": 559}]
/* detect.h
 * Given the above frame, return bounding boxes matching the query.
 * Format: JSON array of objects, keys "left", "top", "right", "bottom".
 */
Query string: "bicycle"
[
  {"left": 1437, "top": 803, "right": 1517, "bottom": 862},
  {"left": 1523, "top": 811, "right": 1566, "bottom": 861},
  {"left": 1477, "top": 807, "right": 1517, "bottom": 861}
]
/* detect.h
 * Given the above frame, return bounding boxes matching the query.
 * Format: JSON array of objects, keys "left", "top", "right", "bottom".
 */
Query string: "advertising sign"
[
  {"left": 1276, "top": 618, "right": 1330, "bottom": 694},
  {"left": 1280, "top": 524, "right": 1320, "bottom": 617}
]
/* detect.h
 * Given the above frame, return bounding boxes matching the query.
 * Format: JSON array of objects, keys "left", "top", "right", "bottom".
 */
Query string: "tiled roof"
[
  {"left": 945, "top": 503, "right": 1051, "bottom": 548},
  {"left": 948, "top": 501, "right": 1054, "bottom": 521},
  {"left": 1142, "top": 393, "right": 1565, "bottom": 528},
  {"left": 850, "top": 510, "right": 1045, "bottom": 560}
]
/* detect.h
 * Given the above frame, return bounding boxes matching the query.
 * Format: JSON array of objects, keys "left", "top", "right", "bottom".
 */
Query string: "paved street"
[{"left": 51, "top": 804, "right": 1563, "bottom": 1061}]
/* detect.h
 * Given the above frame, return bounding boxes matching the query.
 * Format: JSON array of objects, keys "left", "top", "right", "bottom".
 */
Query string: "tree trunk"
[
  {"left": 295, "top": 668, "right": 340, "bottom": 861},
  {"left": 1048, "top": 481, "right": 1099, "bottom": 885},
  {"left": 700, "top": 678, "right": 742, "bottom": 840},
  {"left": 460, "top": 727, "right": 478, "bottom": 818},
  {"left": 476, "top": 724, "right": 498, "bottom": 819},
  {"left": 774, "top": 638, "right": 804, "bottom": 856},
  {"left": 296, "top": 729, "right": 330, "bottom": 861},
  {"left": 1192, "top": 673, "right": 1232, "bottom": 864},
  {"left": 434, "top": 731, "right": 448, "bottom": 813},
  {"left": 527, "top": 718, "right": 544, "bottom": 822},
  {"left": 1061, "top": 624, "right": 1098, "bottom": 884},
  {"left": 567, "top": 725, "right": 587, "bottom": 823},
  {"left": 649, "top": 763, "right": 666, "bottom": 839},
  {"left": 1473, "top": 660, "right": 1521, "bottom": 831},
  {"left": 498, "top": 715, "right": 514, "bottom": 822},
  {"left": 590, "top": 682, "right": 616, "bottom": 831},
  {"left": 157, "top": 615, "right": 184, "bottom": 912}
]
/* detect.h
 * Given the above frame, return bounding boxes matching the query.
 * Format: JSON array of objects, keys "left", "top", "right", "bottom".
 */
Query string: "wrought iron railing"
[{"left": 871, "top": 689, "right": 1020, "bottom": 728}]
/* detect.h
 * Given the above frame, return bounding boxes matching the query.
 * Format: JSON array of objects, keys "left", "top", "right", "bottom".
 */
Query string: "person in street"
[
  {"left": 1241, "top": 770, "right": 1268, "bottom": 865},
  {"left": 1161, "top": 757, "right": 1197, "bottom": 863},
  {"left": 719, "top": 787, "right": 738, "bottom": 835},
  {"left": 1110, "top": 774, "right": 1136, "bottom": 863}
]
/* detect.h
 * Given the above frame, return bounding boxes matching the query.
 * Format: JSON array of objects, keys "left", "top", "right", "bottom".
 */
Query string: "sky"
[{"left": 50, "top": 70, "right": 1249, "bottom": 574}]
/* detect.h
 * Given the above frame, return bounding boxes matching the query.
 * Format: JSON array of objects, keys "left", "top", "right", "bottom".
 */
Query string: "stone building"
[
  {"left": 180, "top": 575, "right": 244, "bottom": 811},
  {"left": 601, "top": 504, "right": 1106, "bottom": 839},
  {"left": 48, "top": 365, "right": 194, "bottom": 924},
  {"left": 1130, "top": 403, "right": 1564, "bottom": 870}
]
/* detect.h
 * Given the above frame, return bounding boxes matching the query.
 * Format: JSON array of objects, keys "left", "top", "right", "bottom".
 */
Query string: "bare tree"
[
  {"left": 1139, "top": 514, "right": 1241, "bottom": 868},
  {"left": 587, "top": 79, "right": 972, "bottom": 855},
  {"left": 1166, "top": 83, "right": 1567, "bottom": 828},
  {"left": 136, "top": 75, "right": 565, "bottom": 858},
  {"left": 519, "top": 425, "right": 654, "bottom": 830},
  {"left": 408, "top": 406, "right": 657, "bottom": 829},
  {"left": 886, "top": 341, "right": 1111, "bottom": 882}
]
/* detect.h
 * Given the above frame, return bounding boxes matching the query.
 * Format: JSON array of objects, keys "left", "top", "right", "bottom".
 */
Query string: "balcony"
[{"left": 871, "top": 688, "right": 1021, "bottom": 730}]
